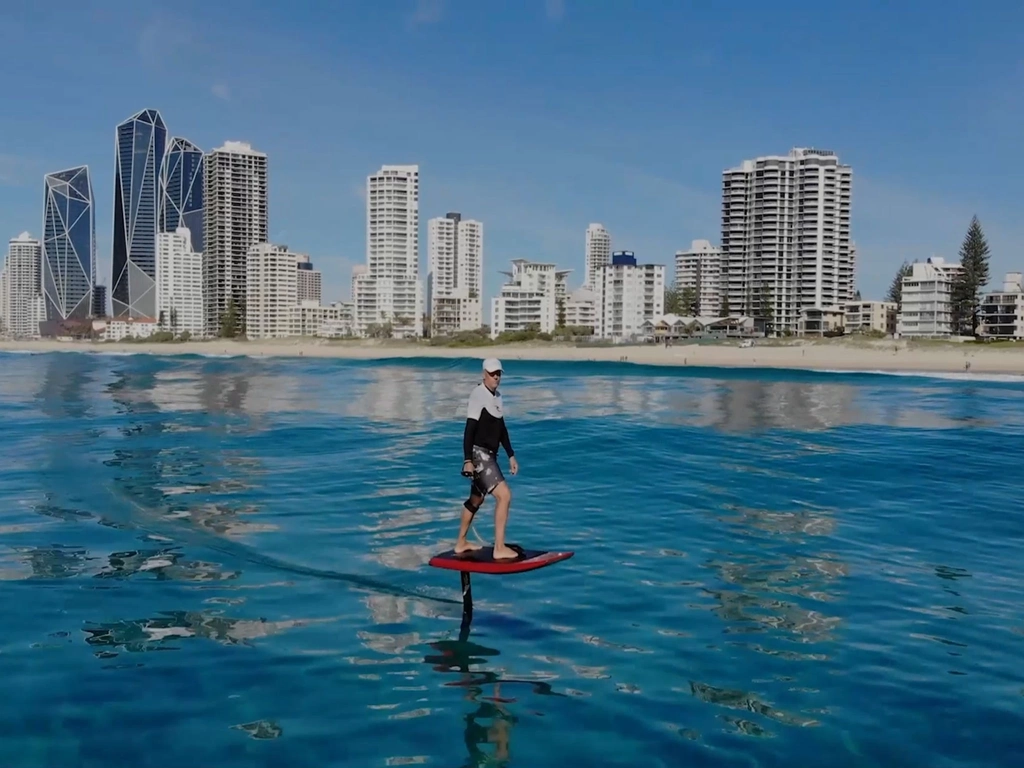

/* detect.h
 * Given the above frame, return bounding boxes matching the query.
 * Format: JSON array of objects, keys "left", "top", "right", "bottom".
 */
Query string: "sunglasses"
[{"left": 487, "top": 370, "right": 502, "bottom": 377}]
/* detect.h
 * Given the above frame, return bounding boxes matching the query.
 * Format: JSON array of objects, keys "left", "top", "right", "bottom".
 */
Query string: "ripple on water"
[{"left": 1, "top": 350, "right": 1024, "bottom": 767}]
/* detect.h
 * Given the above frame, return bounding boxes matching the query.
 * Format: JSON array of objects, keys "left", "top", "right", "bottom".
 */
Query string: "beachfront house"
[
  {"left": 798, "top": 307, "right": 846, "bottom": 337},
  {"left": 640, "top": 313, "right": 758, "bottom": 342}
]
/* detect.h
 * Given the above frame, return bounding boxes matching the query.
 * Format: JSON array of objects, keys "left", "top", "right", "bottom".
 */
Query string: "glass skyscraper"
[
  {"left": 112, "top": 108, "right": 166, "bottom": 319},
  {"left": 42, "top": 166, "right": 96, "bottom": 321},
  {"left": 160, "top": 137, "right": 204, "bottom": 253}
]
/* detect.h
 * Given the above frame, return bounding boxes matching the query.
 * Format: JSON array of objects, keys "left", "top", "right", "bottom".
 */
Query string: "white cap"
[{"left": 482, "top": 357, "right": 502, "bottom": 373}]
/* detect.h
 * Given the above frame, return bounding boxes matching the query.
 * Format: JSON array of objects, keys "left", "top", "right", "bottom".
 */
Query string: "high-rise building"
[
  {"left": 596, "top": 251, "right": 665, "bottom": 340},
  {"left": 92, "top": 284, "right": 107, "bottom": 318},
  {"left": 203, "top": 141, "right": 268, "bottom": 337},
  {"left": 674, "top": 239, "right": 723, "bottom": 317},
  {"left": 3, "top": 233, "right": 46, "bottom": 338},
  {"left": 352, "top": 164, "right": 422, "bottom": 337},
  {"left": 585, "top": 223, "right": 611, "bottom": 290},
  {"left": 157, "top": 227, "right": 205, "bottom": 338},
  {"left": 721, "top": 147, "right": 854, "bottom": 334},
  {"left": 245, "top": 243, "right": 300, "bottom": 339},
  {"left": 42, "top": 167, "right": 96, "bottom": 322},
  {"left": 296, "top": 254, "right": 322, "bottom": 304},
  {"left": 427, "top": 212, "right": 483, "bottom": 335},
  {"left": 112, "top": 108, "right": 167, "bottom": 319},
  {"left": 160, "top": 137, "right": 204, "bottom": 253},
  {"left": 0, "top": 264, "right": 6, "bottom": 333}
]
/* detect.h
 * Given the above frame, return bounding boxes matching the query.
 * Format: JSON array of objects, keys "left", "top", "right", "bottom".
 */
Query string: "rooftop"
[{"left": 213, "top": 140, "right": 265, "bottom": 156}]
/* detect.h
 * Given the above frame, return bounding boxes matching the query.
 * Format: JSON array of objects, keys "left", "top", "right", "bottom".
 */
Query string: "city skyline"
[{"left": 0, "top": 2, "right": 1021, "bottom": 309}]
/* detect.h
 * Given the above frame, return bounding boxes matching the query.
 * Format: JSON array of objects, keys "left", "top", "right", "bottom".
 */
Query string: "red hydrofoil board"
[{"left": 429, "top": 544, "right": 574, "bottom": 575}]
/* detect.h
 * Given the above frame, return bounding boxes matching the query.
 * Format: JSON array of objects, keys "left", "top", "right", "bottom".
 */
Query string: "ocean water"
[{"left": 1, "top": 349, "right": 1023, "bottom": 767}]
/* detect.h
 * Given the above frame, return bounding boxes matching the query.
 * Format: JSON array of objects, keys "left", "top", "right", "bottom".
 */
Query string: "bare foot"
[
  {"left": 454, "top": 541, "right": 482, "bottom": 554},
  {"left": 492, "top": 545, "right": 519, "bottom": 560}
]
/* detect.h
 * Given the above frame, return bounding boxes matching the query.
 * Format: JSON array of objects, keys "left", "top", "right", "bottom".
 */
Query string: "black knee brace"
[{"left": 464, "top": 496, "right": 480, "bottom": 514}]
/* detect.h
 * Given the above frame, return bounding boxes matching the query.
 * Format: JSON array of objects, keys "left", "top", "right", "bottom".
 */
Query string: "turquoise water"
[{"left": 1, "top": 350, "right": 1023, "bottom": 767}]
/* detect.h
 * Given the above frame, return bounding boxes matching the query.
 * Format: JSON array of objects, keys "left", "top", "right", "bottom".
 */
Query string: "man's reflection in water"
[{"left": 423, "top": 617, "right": 562, "bottom": 767}]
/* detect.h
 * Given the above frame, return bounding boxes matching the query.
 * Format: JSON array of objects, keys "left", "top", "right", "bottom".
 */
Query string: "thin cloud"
[
  {"left": 211, "top": 83, "right": 230, "bottom": 100},
  {"left": 408, "top": 0, "right": 444, "bottom": 26},
  {"left": 136, "top": 15, "right": 197, "bottom": 69},
  {"left": 0, "top": 155, "right": 33, "bottom": 187},
  {"left": 545, "top": 0, "right": 566, "bottom": 21}
]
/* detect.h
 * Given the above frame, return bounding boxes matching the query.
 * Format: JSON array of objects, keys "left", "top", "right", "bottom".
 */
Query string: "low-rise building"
[
  {"left": 897, "top": 257, "right": 963, "bottom": 337},
  {"left": 491, "top": 259, "right": 559, "bottom": 337},
  {"left": 799, "top": 306, "right": 846, "bottom": 336},
  {"left": 561, "top": 286, "right": 598, "bottom": 333},
  {"left": 844, "top": 300, "right": 897, "bottom": 335},
  {"left": 979, "top": 272, "right": 1024, "bottom": 340},
  {"left": 291, "top": 300, "right": 355, "bottom": 337},
  {"left": 103, "top": 317, "right": 160, "bottom": 341}
]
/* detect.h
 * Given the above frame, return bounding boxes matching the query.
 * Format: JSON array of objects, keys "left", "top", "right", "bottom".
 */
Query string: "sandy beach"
[{"left": 0, "top": 336, "right": 1021, "bottom": 376}]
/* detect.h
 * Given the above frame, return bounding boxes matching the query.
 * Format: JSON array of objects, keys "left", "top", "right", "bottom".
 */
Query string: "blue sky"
[{"left": 1, "top": 0, "right": 1023, "bottom": 305}]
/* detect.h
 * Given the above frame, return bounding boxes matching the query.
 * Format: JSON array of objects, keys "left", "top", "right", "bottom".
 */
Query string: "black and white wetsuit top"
[{"left": 463, "top": 383, "right": 514, "bottom": 461}]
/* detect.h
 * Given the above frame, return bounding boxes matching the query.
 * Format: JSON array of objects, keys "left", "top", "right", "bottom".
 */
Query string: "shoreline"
[{"left": 0, "top": 337, "right": 1020, "bottom": 376}]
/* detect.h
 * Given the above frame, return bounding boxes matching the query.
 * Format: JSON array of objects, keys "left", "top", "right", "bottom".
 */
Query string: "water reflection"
[
  {"left": 421, "top": 614, "right": 566, "bottom": 768},
  {"left": 24, "top": 351, "right": 1006, "bottom": 434},
  {"left": 95, "top": 546, "right": 241, "bottom": 582},
  {"left": 691, "top": 492, "right": 847, "bottom": 733},
  {"left": 83, "top": 608, "right": 330, "bottom": 654}
]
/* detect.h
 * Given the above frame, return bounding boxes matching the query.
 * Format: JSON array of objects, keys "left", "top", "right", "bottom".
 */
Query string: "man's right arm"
[
  {"left": 463, "top": 388, "right": 483, "bottom": 461},
  {"left": 463, "top": 418, "right": 478, "bottom": 462}
]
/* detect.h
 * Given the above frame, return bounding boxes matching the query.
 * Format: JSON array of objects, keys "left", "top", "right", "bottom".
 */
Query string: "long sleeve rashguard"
[{"left": 463, "top": 383, "right": 514, "bottom": 460}]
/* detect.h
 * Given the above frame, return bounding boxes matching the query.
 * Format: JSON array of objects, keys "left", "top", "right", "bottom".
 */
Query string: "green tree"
[
  {"left": 556, "top": 297, "right": 566, "bottom": 328},
  {"left": 720, "top": 292, "right": 731, "bottom": 317},
  {"left": 950, "top": 215, "right": 991, "bottom": 336},
  {"left": 756, "top": 281, "right": 774, "bottom": 335},
  {"left": 220, "top": 298, "right": 239, "bottom": 338},
  {"left": 664, "top": 283, "right": 683, "bottom": 315},
  {"left": 886, "top": 261, "right": 913, "bottom": 309},
  {"left": 678, "top": 286, "right": 698, "bottom": 316}
]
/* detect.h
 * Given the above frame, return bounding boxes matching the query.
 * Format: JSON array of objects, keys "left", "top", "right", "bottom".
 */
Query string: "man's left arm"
[{"left": 499, "top": 421, "right": 514, "bottom": 459}]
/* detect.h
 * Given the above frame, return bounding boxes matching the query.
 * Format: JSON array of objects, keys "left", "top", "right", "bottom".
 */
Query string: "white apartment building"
[
  {"left": 156, "top": 227, "right": 205, "bottom": 338},
  {"left": 353, "top": 164, "right": 423, "bottom": 338},
  {"left": 203, "top": 141, "right": 268, "bottom": 337},
  {"left": 597, "top": 251, "right": 666, "bottom": 340},
  {"left": 674, "top": 239, "right": 723, "bottom": 317},
  {"left": 844, "top": 300, "right": 897, "bottom": 335},
  {"left": 585, "top": 223, "right": 611, "bottom": 290},
  {"left": 246, "top": 243, "right": 300, "bottom": 339},
  {"left": 896, "top": 257, "right": 964, "bottom": 337},
  {"left": 427, "top": 212, "right": 483, "bottom": 335},
  {"left": 103, "top": 317, "right": 160, "bottom": 341},
  {"left": 291, "top": 299, "right": 355, "bottom": 337},
  {"left": 491, "top": 259, "right": 560, "bottom": 337},
  {"left": 296, "top": 254, "right": 322, "bottom": 304},
  {"left": 722, "top": 148, "right": 854, "bottom": 334},
  {"left": 0, "top": 264, "right": 6, "bottom": 333},
  {"left": 979, "top": 272, "right": 1024, "bottom": 340},
  {"left": 3, "top": 233, "right": 45, "bottom": 338},
  {"left": 562, "top": 286, "right": 598, "bottom": 332}
]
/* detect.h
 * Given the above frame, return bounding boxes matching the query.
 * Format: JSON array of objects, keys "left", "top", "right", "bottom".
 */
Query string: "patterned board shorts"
[{"left": 470, "top": 445, "right": 506, "bottom": 496}]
